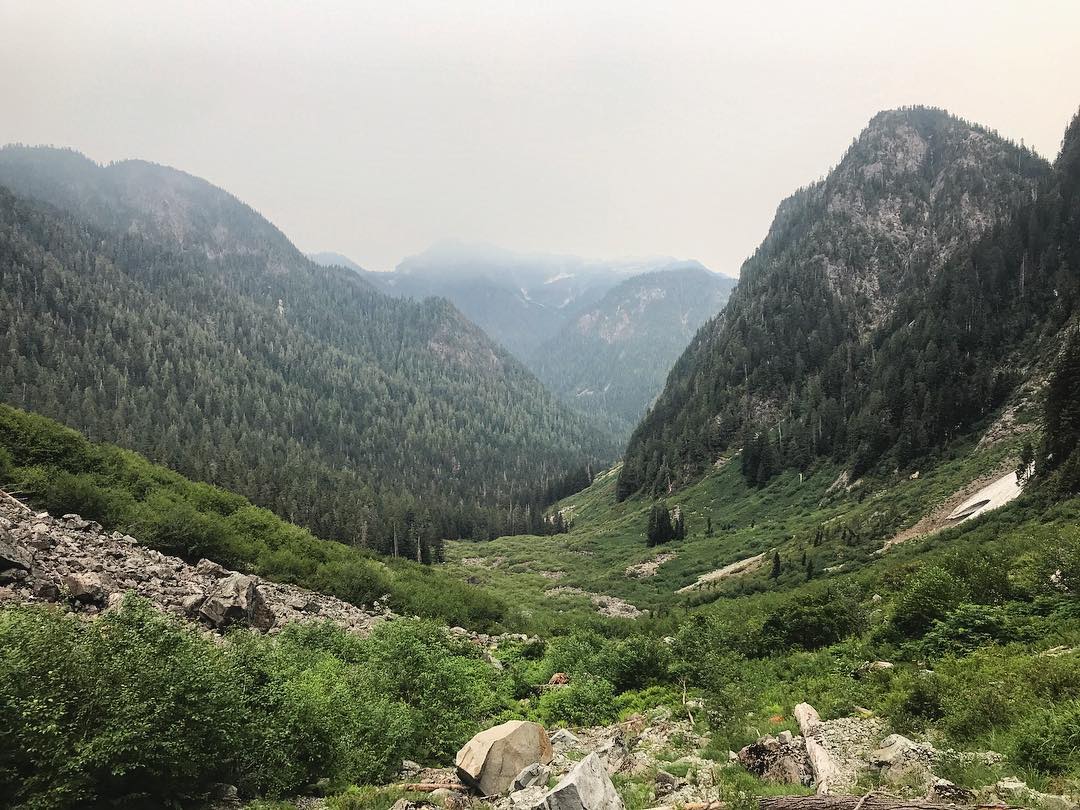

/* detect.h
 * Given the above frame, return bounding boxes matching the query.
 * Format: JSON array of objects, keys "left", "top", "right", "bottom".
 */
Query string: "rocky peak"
[{"left": 755, "top": 107, "right": 1047, "bottom": 333}]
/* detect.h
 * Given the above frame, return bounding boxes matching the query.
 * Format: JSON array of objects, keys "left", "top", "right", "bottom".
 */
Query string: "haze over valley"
[{"left": 2, "top": 4, "right": 1080, "bottom": 810}]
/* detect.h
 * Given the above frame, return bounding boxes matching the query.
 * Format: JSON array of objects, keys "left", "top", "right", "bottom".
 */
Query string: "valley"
[{"left": 2, "top": 96, "right": 1080, "bottom": 810}]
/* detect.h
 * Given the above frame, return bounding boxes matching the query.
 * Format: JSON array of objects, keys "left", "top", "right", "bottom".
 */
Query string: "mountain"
[
  {"left": 308, "top": 250, "right": 366, "bottom": 273},
  {"left": 529, "top": 265, "right": 736, "bottom": 437},
  {"left": 363, "top": 240, "right": 735, "bottom": 435},
  {"left": 363, "top": 240, "right": 707, "bottom": 358},
  {"left": 618, "top": 106, "right": 1076, "bottom": 500},
  {"left": 0, "top": 146, "right": 618, "bottom": 553}
]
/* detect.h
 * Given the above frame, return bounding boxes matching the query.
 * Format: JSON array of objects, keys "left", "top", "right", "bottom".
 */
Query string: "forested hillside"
[
  {"left": 619, "top": 107, "right": 1078, "bottom": 499},
  {"left": 530, "top": 265, "right": 735, "bottom": 437},
  {"left": 0, "top": 147, "right": 617, "bottom": 553}
]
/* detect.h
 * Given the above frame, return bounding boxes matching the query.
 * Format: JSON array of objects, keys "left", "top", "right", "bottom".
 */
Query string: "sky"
[{"left": 2, "top": 1, "right": 1079, "bottom": 274}]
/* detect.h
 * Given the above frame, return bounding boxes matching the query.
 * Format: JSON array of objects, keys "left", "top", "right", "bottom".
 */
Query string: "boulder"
[
  {"left": 993, "top": 778, "right": 1079, "bottom": 810},
  {"left": 507, "top": 785, "right": 548, "bottom": 809},
  {"left": 537, "top": 752, "right": 624, "bottom": 810},
  {"left": 926, "top": 778, "right": 974, "bottom": 803},
  {"left": 593, "top": 731, "right": 628, "bottom": 774},
  {"left": 32, "top": 579, "right": 61, "bottom": 601},
  {"left": 61, "top": 514, "right": 91, "bottom": 530},
  {"left": 0, "top": 532, "right": 32, "bottom": 581},
  {"left": 455, "top": 720, "right": 553, "bottom": 796},
  {"left": 64, "top": 572, "right": 112, "bottom": 604},
  {"left": 181, "top": 593, "right": 206, "bottom": 614},
  {"left": 195, "top": 558, "right": 229, "bottom": 578},
  {"left": 512, "top": 762, "right": 551, "bottom": 791},
  {"left": 550, "top": 729, "right": 582, "bottom": 749},
  {"left": 654, "top": 769, "right": 685, "bottom": 798},
  {"left": 870, "top": 734, "right": 936, "bottom": 786},
  {"left": 738, "top": 734, "right": 813, "bottom": 786},
  {"left": 199, "top": 572, "right": 275, "bottom": 630}
]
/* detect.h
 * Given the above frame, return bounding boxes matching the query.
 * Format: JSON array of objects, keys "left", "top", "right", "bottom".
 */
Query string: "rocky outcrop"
[
  {"left": 794, "top": 703, "right": 887, "bottom": 795},
  {"left": 536, "top": 752, "right": 624, "bottom": 810},
  {"left": 455, "top": 720, "right": 553, "bottom": 797}
]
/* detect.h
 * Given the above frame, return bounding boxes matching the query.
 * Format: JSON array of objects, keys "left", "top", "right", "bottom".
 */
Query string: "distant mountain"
[
  {"left": 0, "top": 146, "right": 617, "bottom": 552},
  {"left": 308, "top": 250, "right": 365, "bottom": 273},
  {"left": 363, "top": 240, "right": 704, "bottom": 358},
  {"left": 363, "top": 240, "right": 733, "bottom": 434},
  {"left": 530, "top": 265, "right": 736, "bottom": 437},
  {"left": 619, "top": 106, "right": 1075, "bottom": 499}
]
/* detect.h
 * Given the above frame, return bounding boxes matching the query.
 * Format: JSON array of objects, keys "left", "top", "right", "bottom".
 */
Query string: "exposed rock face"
[
  {"left": 537, "top": 752, "right": 624, "bottom": 810},
  {"left": 544, "top": 586, "right": 643, "bottom": 619},
  {"left": 455, "top": 720, "right": 553, "bottom": 797},
  {"left": 793, "top": 702, "right": 889, "bottom": 795}
]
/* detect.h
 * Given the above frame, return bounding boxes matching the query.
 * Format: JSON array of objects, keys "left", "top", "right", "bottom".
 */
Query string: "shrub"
[
  {"left": 889, "top": 565, "right": 968, "bottom": 638},
  {"left": 0, "top": 601, "right": 507, "bottom": 806},
  {"left": 921, "top": 603, "right": 1039, "bottom": 658},
  {"left": 536, "top": 677, "right": 618, "bottom": 727},
  {"left": 1010, "top": 702, "right": 1080, "bottom": 774},
  {"left": 760, "top": 584, "right": 868, "bottom": 651},
  {"left": 0, "top": 599, "right": 243, "bottom": 807}
]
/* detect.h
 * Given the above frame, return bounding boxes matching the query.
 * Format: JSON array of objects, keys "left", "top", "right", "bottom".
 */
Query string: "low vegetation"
[{"left": 0, "top": 601, "right": 502, "bottom": 806}]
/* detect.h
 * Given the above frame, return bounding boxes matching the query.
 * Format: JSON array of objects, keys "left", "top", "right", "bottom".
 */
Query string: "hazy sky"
[{"left": 2, "top": 1, "right": 1079, "bottom": 273}]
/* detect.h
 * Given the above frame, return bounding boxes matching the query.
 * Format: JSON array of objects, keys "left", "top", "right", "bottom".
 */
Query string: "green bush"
[
  {"left": 889, "top": 565, "right": 969, "bottom": 638},
  {"left": 0, "top": 600, "right": 506, "bottom": 807},
  {"left": 0, "top": 599, "right": 243, "bottom": 808},
  {"left": 1010, "top": 702, "right": 1080, "bottom": 774},
  {"left": 536, "top": 676, "right": 618, "bottom": 727},
  {"left": 761, "top": 584, "right": 868, "bottom": 651},
  {"left": 921, "top": 603, "right": 1039, "bottom": 658}
]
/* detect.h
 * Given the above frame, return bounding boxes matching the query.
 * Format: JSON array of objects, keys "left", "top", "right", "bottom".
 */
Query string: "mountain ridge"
[
  {"left": 618, "top": 105, "right": 1068, "bottom": 500},
  {"left": 0, "top": 146, "right": 617, "bottom": 552}
]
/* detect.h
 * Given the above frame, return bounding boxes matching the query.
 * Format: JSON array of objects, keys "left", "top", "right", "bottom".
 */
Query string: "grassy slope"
[{"left": 446, "top": 432, "right": 1022, "bottom": 622}]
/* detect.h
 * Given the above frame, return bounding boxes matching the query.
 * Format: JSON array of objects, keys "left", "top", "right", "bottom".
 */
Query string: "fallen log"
[
  {"left": 793, "top": 702, "right": 845, "bottom": 795},
  {"left": 644, "top": 803, "right": 727, "bottom": 810},
  {"left": 400, "top": 782, "right": 467, "bottom": 792},
  {"left": 759, "top": 796, "right": 1017, "bottom": 810}
]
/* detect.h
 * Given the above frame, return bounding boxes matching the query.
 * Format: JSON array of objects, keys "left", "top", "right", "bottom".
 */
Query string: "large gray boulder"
[
  {"left": 870, "top": 734, "right": 936, "bottom": 786},
  {"left": 199, "top": 572, "right": 275, "bottom": 630},
  {"left": 0, "top": 531, "right": 32, "bottom": 582},
  {"left": 455, "top": 720, "right": 553, "bottom": 796},
  {"left": 538, "top": 752, "right": 624, "bottom": 810}
]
